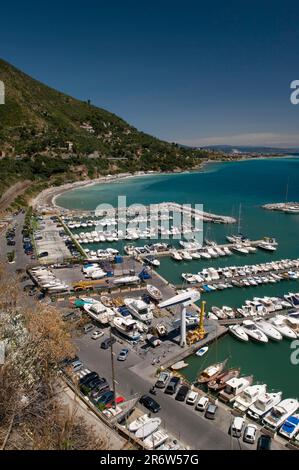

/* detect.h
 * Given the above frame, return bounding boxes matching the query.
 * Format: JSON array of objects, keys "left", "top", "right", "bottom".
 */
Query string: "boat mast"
[
  {"left": 237, "top": 203, "right": 242, "bottom": 234},
  {"left": 110, "top": 328, "right": 117, "bottom": 409},
  {"left": 285, "top": 176, "right": 290, "bottom": 203}
]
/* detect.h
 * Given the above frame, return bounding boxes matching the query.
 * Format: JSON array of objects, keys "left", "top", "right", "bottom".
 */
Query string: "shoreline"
[{"left": 32, "top": 154, "right": 298, "bottom": 212}]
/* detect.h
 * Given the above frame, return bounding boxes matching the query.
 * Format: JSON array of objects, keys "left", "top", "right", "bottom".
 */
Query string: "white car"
[
  {"left": 196, "top": 396, "right": 209, "bottom": 411},
  {"left": 186, "top": 390, "right": 199, "bottom": 405},
  {"left": 91, "top": 330, "right": 104, "bottom": 340},
  {"left": 231, "top": 416, "right": 245, "bottom": 438},
  {"left": 243, "top": 424, "right": 258, "bottom": 444}
]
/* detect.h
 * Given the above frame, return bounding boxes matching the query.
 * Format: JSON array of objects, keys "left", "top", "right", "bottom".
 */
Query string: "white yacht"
[
  {"left": 83, "top": 302, "right": 115, "bottom": 325},
  {"left": 231, "top": 244, "right": 249, "bottom": 255},
  {"left": 190, "top": 251, "right": 201, "bottom": 259},
  {"left": 219, "top": 375, "right": 253, "bottom": 403},
  {"left": 233, "top": 384, "right": 267, "bottom": 412},
  {"left": 143, "top": 430, "right": 168, "bottom": 450},
  {"left": 256, "top": 320, "right": 283, "bottom": 341},
  {"left": 90, "top": 269, "right": 107, "bottom": 279},
  {"left": 170, "top": 250, "right": 182, "bottom": 261},
  {"left": 113, "top": 276, "right": 140, "bottom": 286},
  {"left": 263, "top": 398, "right": 299, "bottom": 431},
  {"left": 242, "top": 320, "right": 269, "bottom": 343},
  {"left": 199, "top": 250, "right": 212, "bottom": 259},
  {"left": 112, "top": 317, "right": 141, "bottom": 342},
  {"left": 270, "top": 315, "right": 297, "bottom": 339},
  {"left": 124, "top": 298, "right": 153, "bottom": 324},
  {"left": 135, "top": 418, "right": 161, "bottom": 439},
  {"left": 128, "top": 414, "right": 151, "bottom": 432},
  {"left": 247, "top": 391, "right": 283, "bottom": 420},
  {"left": 180, "top": 251, "right": 193, "bottom": 261},
  {"left": 228, "top": 325, "right": 249, "bottom": 342}
]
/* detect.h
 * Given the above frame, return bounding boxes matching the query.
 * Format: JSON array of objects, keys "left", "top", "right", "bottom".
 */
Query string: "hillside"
[{"left": 0, "top": 59, "right": 211, "bottom": 206}]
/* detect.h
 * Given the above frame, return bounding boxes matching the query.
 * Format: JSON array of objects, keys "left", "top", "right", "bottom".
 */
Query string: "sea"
[{"left": 56, "top": 157, "right": 299, "bottom": 396}]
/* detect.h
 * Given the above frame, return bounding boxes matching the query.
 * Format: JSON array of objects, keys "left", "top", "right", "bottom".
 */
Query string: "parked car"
[
  {"left": 117, "top": 348, "right": 129, "bottom": 361},
  {"left": 257, "top": 434, "right": 272, "bottom": 451},
  {"left": 101, "top": 337, "right": 117, "bottom": 349},
  {"left": 95, "top": 391, "right": 115, "bottom": 408},
  {"left": 196, "top": 396, "right": 209, "bottom": 411},
  {"left": 81, "top": 377, "right": 108, "bottom": 395},
  {"left": 139, "top": 394, "right": 161, "bottom": 413},
  {"left": 186, "top": 390, "right": 199, "bottom": 405},
  {"left": 175, "top": 385, "right": 190, "bottom": 402},
  {"left": 106, "top": 396, "right": 125, "bottom": 408},
  {"left": 83, "top": 323, "right": 95, "bottom": 334},
  {"left": 89, "top": 380, "right": 110, "bottom": 399},
  {"left": 205, "top": 403, "right": 218, "bottom": 420},
  {"left": 91, "top": 330, "right": 104, "bottom": 340},
  {"left": 155, "top": 371, "right": 171, "bottom": 389},
  {"left": 243, "top": 424, "right": 258, "bottom": 444},
  {"left": 38, "top": 251, "right": 49, "bottom": 258},
  {"left": 231, "top": 416, "right": 245, "bottom": 437},
  {"left": 71, "top": 360, "right": 83, "bottom": 373},
  {"left": 79, "top": 371, "right": 99, "bottom": 386},
  {"left": 165, "top": 376, "right": 180, "bottom": 395}
]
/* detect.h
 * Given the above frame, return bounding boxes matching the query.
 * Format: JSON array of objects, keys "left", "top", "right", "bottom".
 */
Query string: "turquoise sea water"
[{"left": 57, "top": 158, "right": 299, "bottom": 396}]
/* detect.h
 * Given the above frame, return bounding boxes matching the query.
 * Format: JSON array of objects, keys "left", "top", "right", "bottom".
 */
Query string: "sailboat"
[
  {"left": 226, "top": 203, "right": 247, "bottom": 243},
  {"left": 197, "top": 358, "right": 228, "bottom": 384}
]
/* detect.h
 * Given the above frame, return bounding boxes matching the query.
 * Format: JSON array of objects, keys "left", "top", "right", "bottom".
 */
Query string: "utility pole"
[{"left": 109, "top": 328, "right": 117, "bottom": 409}]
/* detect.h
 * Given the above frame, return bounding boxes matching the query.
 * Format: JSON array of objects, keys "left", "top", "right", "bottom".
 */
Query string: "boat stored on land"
[{"left": 263, "top": 398, "right": 299, "bottom": 431}]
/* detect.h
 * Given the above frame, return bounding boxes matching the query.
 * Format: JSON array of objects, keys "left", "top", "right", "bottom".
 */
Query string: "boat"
[
  {"left": 270, "top": 315, "right": 297, "bottom": 339},
  {"left": 170, "top": 250, "right": 182, "bottom": 261},
  {"left": 143, "top": 430, "right": 169, "bottom": 449},
  {"left": 207, "top": 368, "right": 240, "bottom": 391},
  {"left": 171, "top": 361, "right": 188, "bottom": 370},
  {"left": 219, "top": 375, "right": 254, "bottom": 403},
  {"left": 195, "top": 346, "right": 209, "bottom": 357},
  {"left": 146, "top": 284, "right": 163, "bottom": 301},
  {"left": 124, "top": 298, "right": 153, "bottom": 324},
  {"left": 190, "top": 251, "right": 201, "bottom": 259},
  {"left": 155, "top": 322, "right": 167, "bottom": 337},
  {"left": 135, "top": 418, "right": 162, "bottom": 439},
  {"left": 228, "top": 325, "right": 249, "bottom": 342},
  {"left": 197, "top": 359, "right": 228, "bottom": 384},
  {"left": 112, "top": 317, "right": 141, "bottom": 342},
  {"left": 247, "top": 391, "right": 283, "bottom": 420},
  {"left": 257, "top": 242, "right": 277, "bottom": 252},
  {"left": 180, "top": 251, "right": 193, "bottom": 261},
  {"left": 279, "top": 414, "right": 299, "bottom": 439},
  {"left": 128, "top": 414, "right": 151, "bottom": 432},
  {"left": 256, "top": 320, "right": 283, "bottom": 341},
  {"left": 285, "top": 317, "right": 299, "bottom": 335},
  {"left": 233, "top": 384, "right": 267, "bottom": 412},
  {"left": 83, "top": 302, "right": 115, "bottom": 325},
  {"left": 144, "top": 255, "right": 160, "bottom": 267},
  {"left": 113, "top": 276, "right": 140, "bottom": 286},
  {"left": 263, "top": 398, "right": 299, "bottom": 431},
  {"left": 231, "top": 244, "right": 249, "bottom": 255},
  {"left": 242, "top": 320, "right": 269, "bottom": 343}
]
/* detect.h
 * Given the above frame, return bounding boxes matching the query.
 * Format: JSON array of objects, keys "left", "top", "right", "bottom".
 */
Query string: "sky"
[{"left": 1, "top": 0, "right": 299, "bottom": 147}]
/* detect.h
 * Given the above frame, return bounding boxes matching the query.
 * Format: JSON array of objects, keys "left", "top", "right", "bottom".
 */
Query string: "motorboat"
[
  {"left": 242, "top": 320, "right": 269, "bottom": 343},
  {"left": 144, "top": 255, "right": 160, "bottom": 267},
  {"left": 90, "top": 269, "right": 107, "bottom": 279},
  {"left": 170, "top": 250, "right": 182, "bottom": 261},
  {"left": 197, "top": 359, "right": 228, "bottom": 384},
  {"left": 279, "top": 414, "right": 299, "bottom": 439},
  {"left": 233, "top": 384, "right": 267, "bottom": 412},
  {"left": 207, "top": 368, "right": 240, "bottom": 391},
  {"left": 257, "top": 241, "right": 277, "bottom": 252},
  {"left": 180, "top": 251, "right": 193, "bottom": 261},
  {"left": 247, "top": 391, "right": 283, "bottom": 420},
  {"left": 228, "top": 325, "right": 249, "bottom": 342},
  {"left": 113, "top": 276, "right": 141, "bottom": 286},
  {"left": 124, "top": 298, "right": 153, "bottom": 323},
  {"left": 171, "top": 361, "right": 188, "bottom": 370},
  {"left": 211, "top": 306, "right": 227, "bottom": 320},
  {"left": 135, "top": 418, "right": 162, "bottom": 439},
  {"left": 190, "top": 251, "right": 201, "bottom": 259},
  {"left": 195, "top": 346, "right": 209, "bottom": 357},
  {"left": 269, "top": 316, "right": 297, "bottom": 339},
  {"left": 143, "top": 430, "right": 169, "bottom": 449},
  {"left": 83, "top": 302, "right": 115, "bottom": 325},
  {"left": 112, "top": 317, "right": 141, "bottom": 342},
  {"left": 285, "top": 317, "right": 299, "bottom": 335},
  {"left": 256, "top": 320, "right": 283, "bottom": 341},
  {"left": 219, "top": 375, "right": 253, "bottom": 403},
  {"left": 263, "top": 398, "right": 299, "bottom": 431},
  {"left": 128, "top": 414, "right": 151, "bottom": 432},
  {"left": 146, "top": 284, "right": 163, "bottom": 301},
  {"left": 231, "top": 244, "right": 249, "bottom": 255}
]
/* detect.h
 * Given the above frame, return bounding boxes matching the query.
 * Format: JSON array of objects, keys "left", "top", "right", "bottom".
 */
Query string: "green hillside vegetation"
[{"left": 0, "top": 58, "right": 213, "bottom": 205}]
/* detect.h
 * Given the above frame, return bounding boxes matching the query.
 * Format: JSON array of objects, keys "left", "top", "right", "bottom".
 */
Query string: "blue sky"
[{"left": 1, "top": 0, "right": 299, "bottom": 147}]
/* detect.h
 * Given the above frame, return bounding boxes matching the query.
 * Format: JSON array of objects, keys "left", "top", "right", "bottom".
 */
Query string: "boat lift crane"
[{"left": 158, "top": 289, "right": 201, "bottom": 347}]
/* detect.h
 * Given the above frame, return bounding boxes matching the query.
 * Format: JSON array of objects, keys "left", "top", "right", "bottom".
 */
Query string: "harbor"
[{"left": 8, "top": 157, "right": 299, "bottom": 450}]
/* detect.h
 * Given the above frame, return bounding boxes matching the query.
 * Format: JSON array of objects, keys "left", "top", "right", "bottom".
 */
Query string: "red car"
[{"left": 105, "top": 396, "right": 125, "bottom": 408}]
